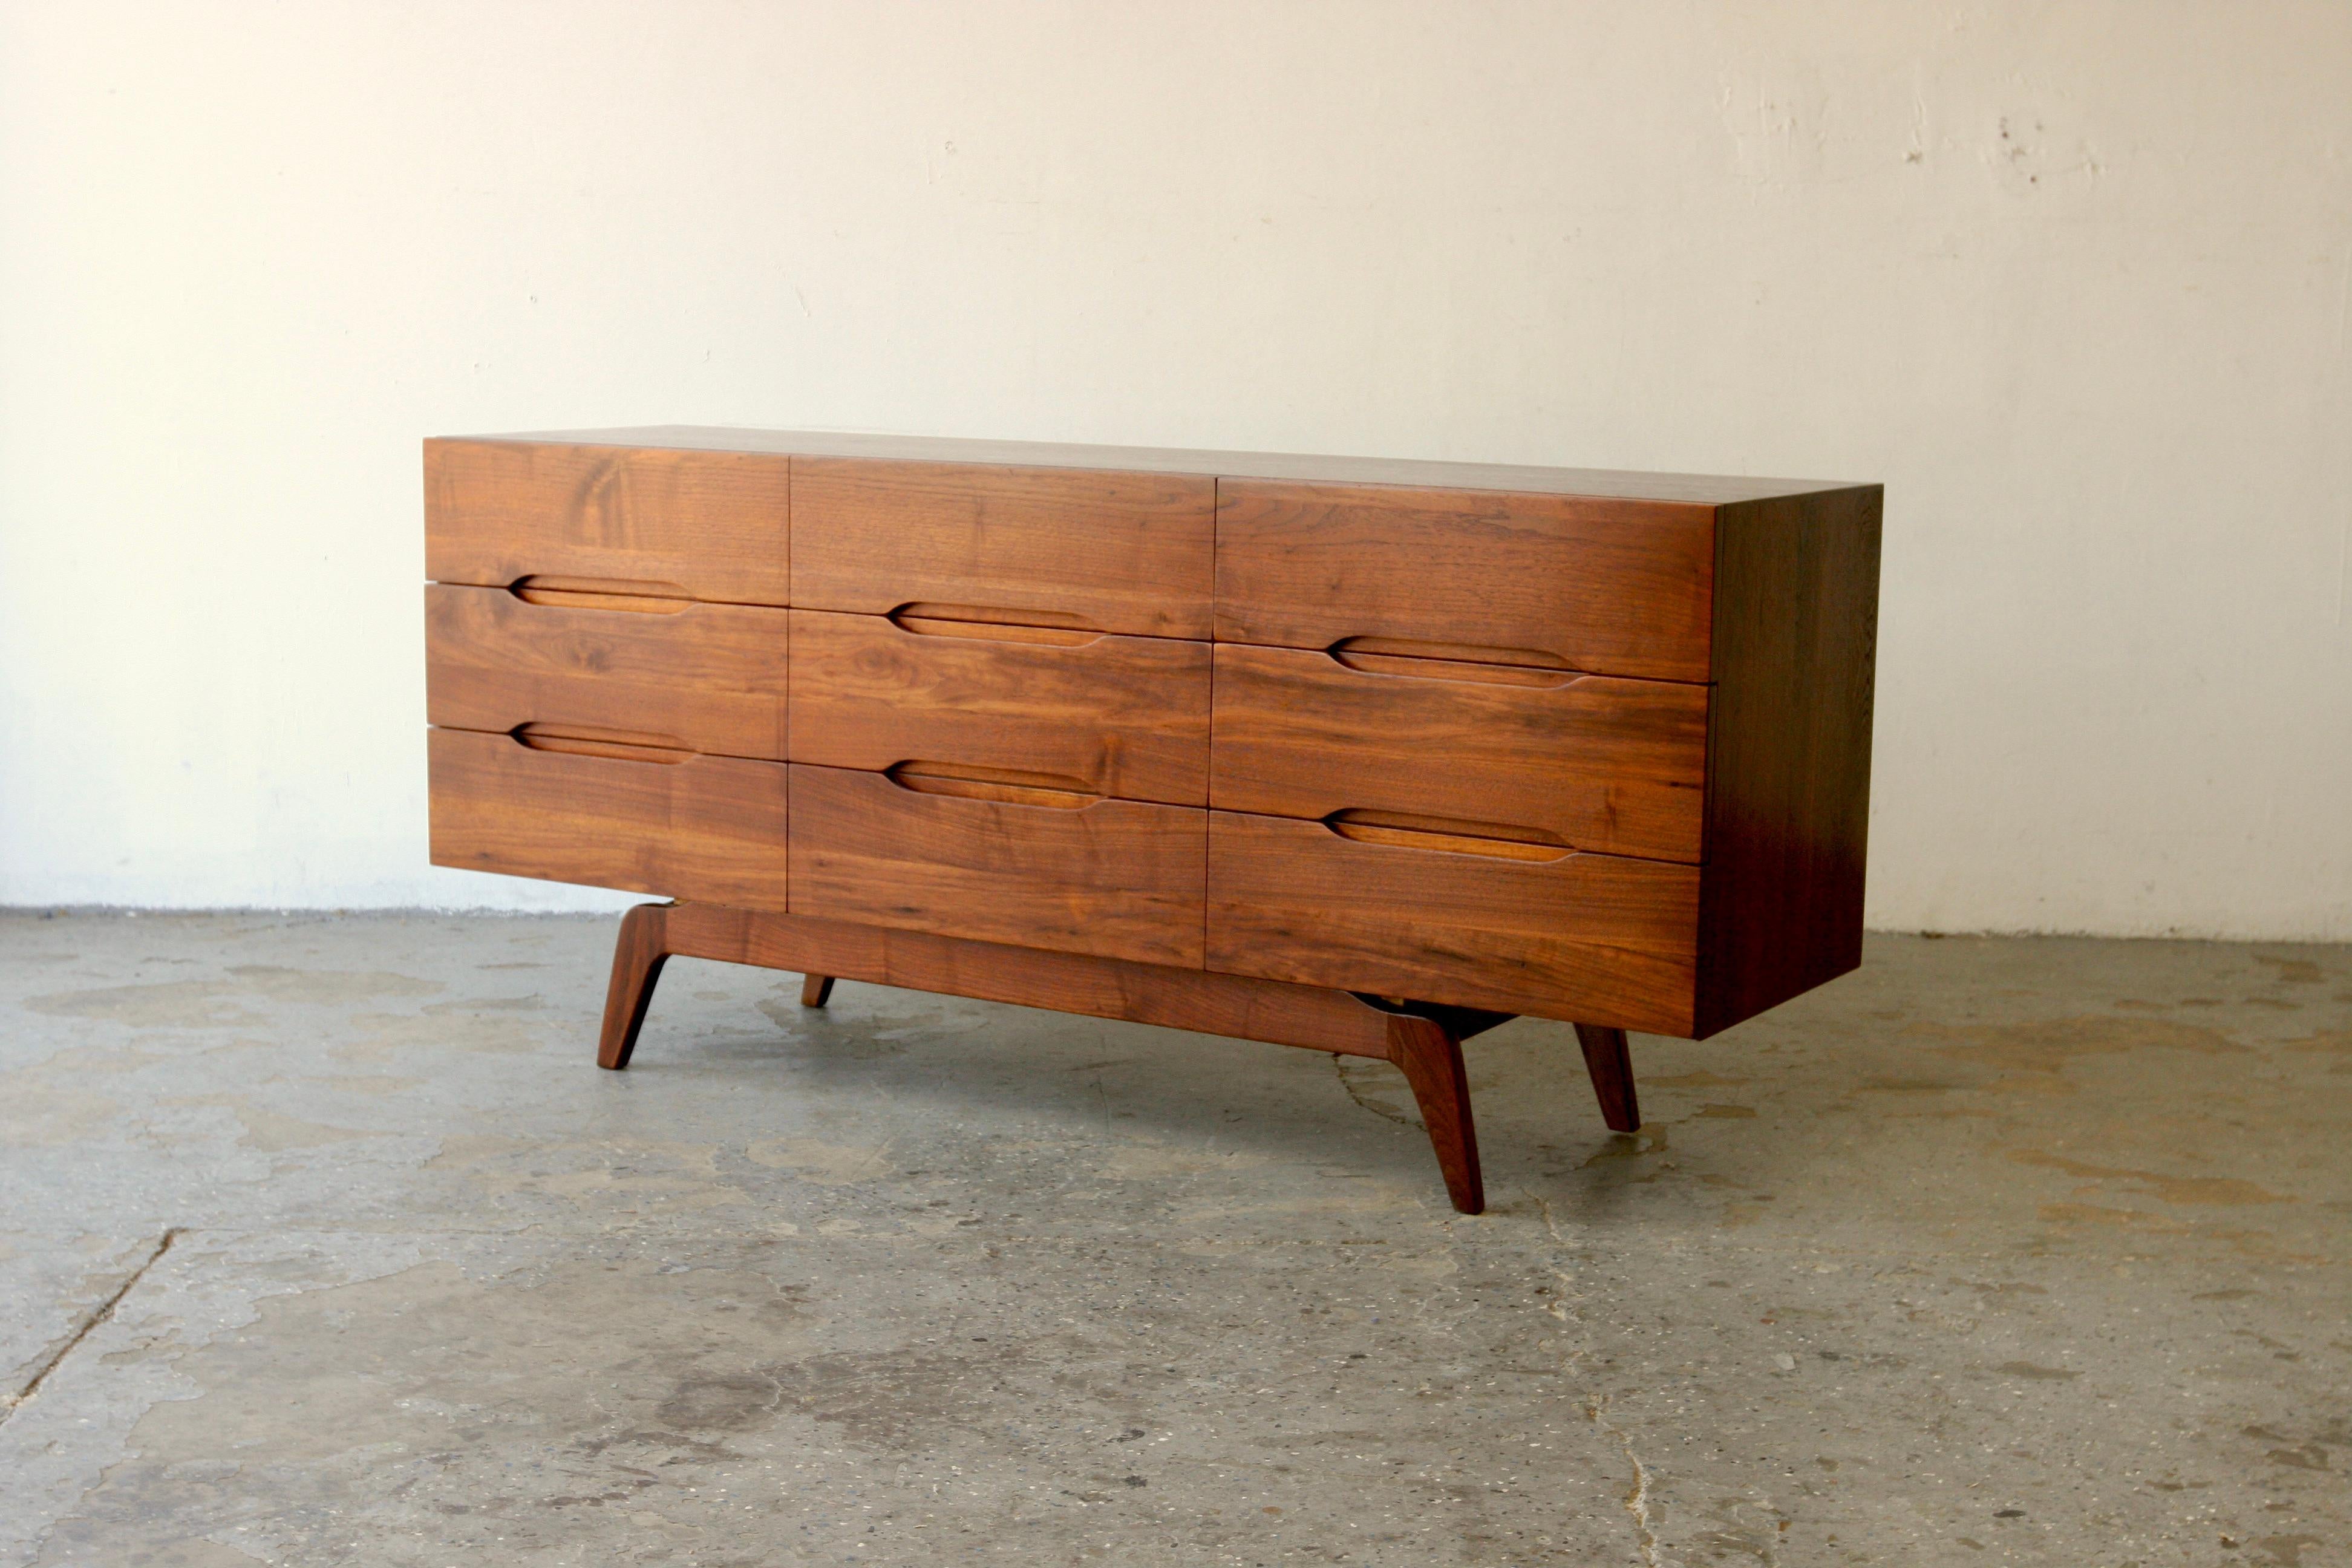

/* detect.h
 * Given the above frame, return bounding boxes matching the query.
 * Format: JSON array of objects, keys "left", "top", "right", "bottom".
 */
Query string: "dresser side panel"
[{"left": 1693, "top": 486, "right": 1883, "bottom": 1036}]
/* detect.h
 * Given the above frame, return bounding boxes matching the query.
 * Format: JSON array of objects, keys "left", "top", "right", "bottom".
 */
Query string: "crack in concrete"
[
  {"left": 1588, "top": 1394, "right": 1663, "bottom": 1568},
  {"left": 1752, "top": 1492, "right": 1787, "bottom": 1568},
  {"left": 2, "top": 1228, "right": 181, "bottom": 1422},
  {"left": 1535, "top": 1195, "right": 1659, "bottom": 1566},
  {"left": 1533, "top": 1191, "right": 1569, "bottom": 1247},
  {"left": 1530, "top": 1194, "right": 1591, "bottom": 1365},
  {"left": 1333, "top": 1053, "right": 1413, "bottom": 1126}
]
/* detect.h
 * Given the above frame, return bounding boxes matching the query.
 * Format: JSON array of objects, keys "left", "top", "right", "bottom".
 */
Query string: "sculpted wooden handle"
[
  {"left": 510, "top": 722, "right": 692, "bottom": 764},
  {"left": 887, "top": 602, "right": 1103, "bottom": 647},
  {"left": 1322, "top": 808, "right": 1572, "bottom": 861},
  {"left": 883, "top": 760, "right": 1100, "bottom": 809},
  {"left": 1325, "top": 635, "right": 1578, "bottom": 685},
  {"left": 509, "top": 574, "right": 691, "bottom": 613}
]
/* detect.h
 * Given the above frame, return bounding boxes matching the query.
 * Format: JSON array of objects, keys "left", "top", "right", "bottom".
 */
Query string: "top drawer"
[
  {"left": 1214, "top": 481, "right": 1716, "bottom": 683},
  {"left": 426, "top": 441, "right": 792, "bottom": 606},
  {"left": 790, "top": 459, "right": 1215, "bottom": 639}
]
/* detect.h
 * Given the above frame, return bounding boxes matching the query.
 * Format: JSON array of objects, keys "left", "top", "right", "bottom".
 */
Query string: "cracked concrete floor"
[{"left": 1, "top": 914, "right": 2346, "bottom": 1566}]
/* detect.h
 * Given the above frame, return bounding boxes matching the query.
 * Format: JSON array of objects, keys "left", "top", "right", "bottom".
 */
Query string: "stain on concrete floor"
[{"left": 0, "top": 914, "right": 2344, "bottom": 1564}]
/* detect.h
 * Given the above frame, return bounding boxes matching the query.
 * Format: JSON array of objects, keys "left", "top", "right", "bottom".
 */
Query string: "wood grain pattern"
[
  {"left": 1693, "top": 485, "right": 1884, "bottom": 1036},
  {"left": 1209, "top": 642, "right": 1707, "bottom": 861},
  {"left": 426, "top": 585, "right": 790, "bottom": 759},
  {"left": 1214, "top": 481, "right": 1718, "bottom": 683},
  {"left": 428, "top": 728, "right": 789, "bottom": 909},
  {"left": 489, "top": 426, "right": 1851, "bottom": 507},
  {"left": 1573, "top": 1024, "right": 1641, "bottom": 1131},
  {"left": 788, "top": 609, "right": 1210, "bottom": 805},
  {"left": 1206, "top": 810, "right": 1700, "bottom": 1033},
  {"left": 788, "top": 764, "right": 1207, "bottom": 967},
  {"left": 789, "top": 458, "right": 1214, "bottom": 638},
  {"left": 425, "top": 440, "right": 791, "bottom": 604}
]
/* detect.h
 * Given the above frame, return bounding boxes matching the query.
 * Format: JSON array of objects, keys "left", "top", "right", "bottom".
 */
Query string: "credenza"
[{"left": 424, "top": 428, "right": 1881, "bottom": 1212}]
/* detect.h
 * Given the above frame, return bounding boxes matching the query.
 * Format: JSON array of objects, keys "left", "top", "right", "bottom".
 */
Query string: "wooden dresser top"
[{"left": 448, "top": 426, "right": 1868, "bottom": 508}]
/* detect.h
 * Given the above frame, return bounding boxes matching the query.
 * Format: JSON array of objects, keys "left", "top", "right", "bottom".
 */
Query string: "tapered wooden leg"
[
  {"left": 1387, "top": 1014, "right": 1484, "bottom": 1215},
  {"left": 598, "top": 903, "right": 673, "bottom": 1070},
  {"left": 800, "top": 975, "right": 835, "bottom": 1008},
  {"left": 1573, "top": 1023, "right": 1641, "bottom": 1131}
]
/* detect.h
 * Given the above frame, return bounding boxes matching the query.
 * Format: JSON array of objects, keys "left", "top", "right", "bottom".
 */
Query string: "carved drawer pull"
[
  {"left": 884, "top": 760, "right": 1100, "bottom": 809},
  {"left": 887, "top": 603, "right": 1102, "bottom": 647},
  {"left": 511, "top": 575, "right": 691, "bottom": 613},
  {"left": 512, "top": 723, "right": 693, "bottom": 764},
  {"left": 1325, "top": 636, "right": 1577, "bottom": 688},
  {"left": 1322, "top": 808, "right": 1572, "bottom": 862}
]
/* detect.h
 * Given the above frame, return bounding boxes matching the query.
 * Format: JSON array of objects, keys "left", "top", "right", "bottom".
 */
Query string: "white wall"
[{"left": 1, "top": 1, "right": 2346, "bottom": 936}]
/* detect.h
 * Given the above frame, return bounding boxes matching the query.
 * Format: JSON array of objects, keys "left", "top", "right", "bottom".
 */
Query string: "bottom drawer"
[
  {"left": 1206, "top": 811, "right": 1699, "bottom": 1033},
  {"left": 428, "top": 727, "right": 789, "bottom": 909},
  {"left": 787, "top": 764, "right": 1206, "bottom": 966}
]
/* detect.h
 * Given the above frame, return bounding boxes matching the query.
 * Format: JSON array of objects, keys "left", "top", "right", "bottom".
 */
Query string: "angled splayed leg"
[
  {"left": 598, "top": 903, "right": 673, "bottom": 1070},
  {"left": 1573, "top": 1023, "right": 1641, "bottom": 1132},
  {"left": 1385, "top": 1013, "right": 1485, "bottom": 1215},
  {"left": 800, "top": 975, "right": 835, "bottom": 1008}
]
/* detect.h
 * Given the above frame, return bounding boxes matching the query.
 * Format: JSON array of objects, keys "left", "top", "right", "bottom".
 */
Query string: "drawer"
[
  {"left": 428, "top": 727, "right": 789, "bottom": 909},
  {"left": 426, "top": 586, "right": 789, "bottom": 760},
  {"left": 1209, "top": 643, "right": 1707, "bottom": 863},
  {"left": 788, "top": 609, "right": 1210, "bottom": 805},
  {"left": 425, "top": 440, "right": 791, "bottom": 605},
  {"left": 790, "top": 458, "right": 1215, "bottom": 639},
  {"left": 1206, "top": 811, "right": 1699, "bottom": 1033},
  {"left": 1214, "top": 480, "right": 1716, "bottom": 683},
  {"left": 788, "top": 763, "right": 1206, "bottom": 967}
]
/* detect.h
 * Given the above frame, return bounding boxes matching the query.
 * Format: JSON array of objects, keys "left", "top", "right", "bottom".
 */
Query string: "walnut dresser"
[{"left": 424, "top": 428, "right": 1882, "bottom": 1213}]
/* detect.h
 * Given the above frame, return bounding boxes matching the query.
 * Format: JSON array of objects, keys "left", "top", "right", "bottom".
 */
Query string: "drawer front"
[
  {"left": 790, "top": 458, "right": 1215, "bottom": 639},
  {"left": 428, "top": 728, "right": 789, "bottom": 909},
  {"left": 1206, "top": 811, "right": 1699, "bottom": 1033},
  {"left": 788, "top": 610, "right": 1210, "bottom": 806},
  {"left": 1214, "top": 481, "right": 1716, "bottom": 683},
  {"left": 1209, "top": 643, "right": 1707, "bottom": 863},
  {"left": 426, "top": 586, "right": 789, "bottom": 760},
  {"left": 425, "top": 440, "right": 791, "bottom": 605},
  {"left": 788, "top": 764, "right": 1206, "bottom": 967}
]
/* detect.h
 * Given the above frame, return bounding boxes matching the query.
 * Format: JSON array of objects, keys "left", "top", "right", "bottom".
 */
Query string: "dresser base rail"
[{"left": 598, "top": 900, "right": 1644, "bottom": 1214}]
